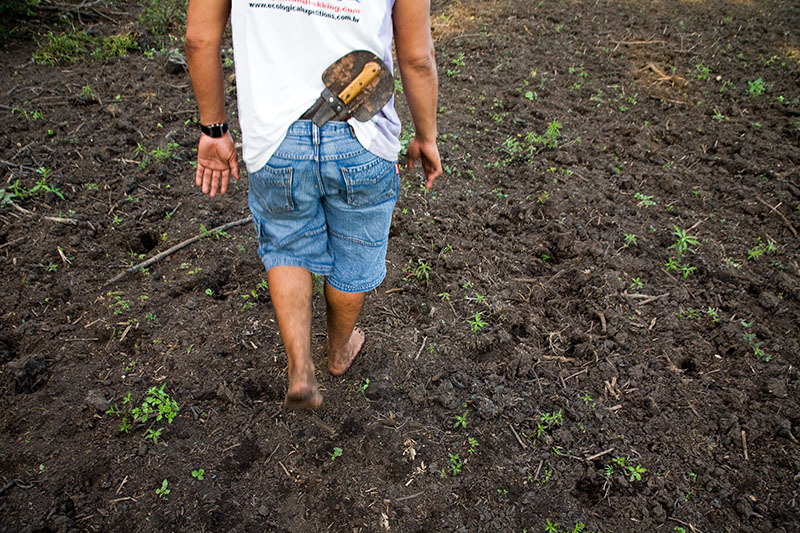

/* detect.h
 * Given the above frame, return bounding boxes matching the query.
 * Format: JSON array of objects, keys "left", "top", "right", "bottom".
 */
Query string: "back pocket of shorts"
[
  {"left": 341, "top": 157, "right": 397, "bottom": 207},
  {"left": 249, "top": 164, "right": 294, "bottom": 214}
]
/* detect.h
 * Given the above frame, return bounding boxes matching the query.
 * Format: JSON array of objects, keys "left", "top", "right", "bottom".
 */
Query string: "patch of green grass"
[
  {"left": 139, "top": 0, "right": 188, "bottom": 37},
  {"left": 34, "top": 31, "right": 137, "bottom": 66}
]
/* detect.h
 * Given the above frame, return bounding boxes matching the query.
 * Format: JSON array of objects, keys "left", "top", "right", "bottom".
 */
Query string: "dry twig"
[{"left": 105, "top": 216, "right": 252, "bottom": 285}]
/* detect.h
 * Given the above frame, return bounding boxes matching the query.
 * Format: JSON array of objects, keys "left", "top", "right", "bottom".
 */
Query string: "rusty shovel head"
[{"left": 320, "top": 50, "right": 394, "bottom": 122}]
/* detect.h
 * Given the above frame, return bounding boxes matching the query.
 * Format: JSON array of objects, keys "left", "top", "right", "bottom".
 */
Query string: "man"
[{"left": 185, "top": 0, "right": 441, "bottom": 409}]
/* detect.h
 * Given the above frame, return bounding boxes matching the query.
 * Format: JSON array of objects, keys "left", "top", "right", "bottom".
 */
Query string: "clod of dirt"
[
  {"left": 10, "top": 356, "right": 49, "bottom": 394},
  {"left": 84, "top": 389, "right": 109, "bottom": 412},
  {"left": 0, "top": 340, "right": 13, "bottom": 362}
]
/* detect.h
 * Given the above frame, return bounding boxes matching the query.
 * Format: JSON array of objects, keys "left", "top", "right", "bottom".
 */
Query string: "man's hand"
[
  {"left": 195, "top": 132, "right": 240, "bottom": 197},
  {"left": 406, "top": 137, "right": 442, "bottom": 189}
]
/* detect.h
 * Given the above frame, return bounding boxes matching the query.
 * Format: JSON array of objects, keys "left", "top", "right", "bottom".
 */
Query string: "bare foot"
[
  {"left": 285, "top": 365, "right": 322, "bottom": 410},
  {"left": 328, "top": 327, "right": 365, "bottom": 376}
]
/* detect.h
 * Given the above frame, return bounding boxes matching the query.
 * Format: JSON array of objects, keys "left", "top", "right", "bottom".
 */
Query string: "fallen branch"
[{"left": 105, "top": 216, "right": 253, "bottom": 285}]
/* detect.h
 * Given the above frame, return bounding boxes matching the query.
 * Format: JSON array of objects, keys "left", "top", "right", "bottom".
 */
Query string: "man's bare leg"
[
  {"left": 324, "top": 282, "right": 366, "bottom": 376},
  {"left": 268, "top": 266, "right": 322, "bottom": 409}
]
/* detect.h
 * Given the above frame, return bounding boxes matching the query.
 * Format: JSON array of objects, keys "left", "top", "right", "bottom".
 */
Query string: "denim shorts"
[{"left": 247, "top": 120, "right": 399, "bottom": 293}]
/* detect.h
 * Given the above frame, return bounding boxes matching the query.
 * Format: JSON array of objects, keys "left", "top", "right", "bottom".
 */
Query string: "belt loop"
[
  {"left": 312, "top": 123, "right": 320, "bottom": 146},
  {"left": 348, "top": 123, "right": 356, "bottom": 138}
]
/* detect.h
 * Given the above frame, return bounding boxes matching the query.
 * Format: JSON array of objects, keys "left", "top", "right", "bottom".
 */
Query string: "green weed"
[
  {"left": 746, "top": 237, "right": 776, "bottom": 261},
  {"left": 403, "top": 259, "right": 431, "bottom": 282},
  {"left": 748, "top": 77, "right": 766, "bottom": 96},
  {"left": 191, "top": 468, "right": 205, "bottom": 480},
  {"left": 156, "top": 479, "right": 170, "bottom": 498},
  {"left": 34, "top": 31, "right": 137, "bottom": 65},
  {"left": 467, "top": 311, "right": 487, "bottom": 332},
  {"left": 139, "top": 0, "right": 187, "bottom": 37}
]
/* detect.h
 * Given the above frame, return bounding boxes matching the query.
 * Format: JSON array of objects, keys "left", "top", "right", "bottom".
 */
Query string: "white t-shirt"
[{"left": 230, "top": 0, "right": 401, "bottom": 173}]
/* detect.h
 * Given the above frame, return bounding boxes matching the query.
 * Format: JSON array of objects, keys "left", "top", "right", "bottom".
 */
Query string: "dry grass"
[{"left": 430, "top": 0, "right": 507, "bottom": 41}]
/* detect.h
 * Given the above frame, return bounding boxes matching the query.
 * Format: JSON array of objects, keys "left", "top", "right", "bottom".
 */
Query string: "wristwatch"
[{"left": 200, "top": 122, "right": 228, "bottom": 138}]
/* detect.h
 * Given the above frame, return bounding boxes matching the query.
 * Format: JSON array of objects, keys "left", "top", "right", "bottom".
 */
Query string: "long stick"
[{"left": 105, "top": 215, "right": 253, "bottom": 285}]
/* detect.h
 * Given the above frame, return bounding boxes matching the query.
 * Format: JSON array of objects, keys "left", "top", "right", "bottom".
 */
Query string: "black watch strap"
[{"left": 200, "top": 122, "right": 228, "bottom": 138}]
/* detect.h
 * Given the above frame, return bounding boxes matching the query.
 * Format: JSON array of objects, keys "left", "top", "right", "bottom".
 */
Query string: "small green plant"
[
  {"left": 741, "top": 319, "right": 771, "bottom": 362},
  {"left": 629, "top": 277, "right": 644, "bottom": 290},
  {"left": 748, "top": 77, "right": 766, "bottom": 96},
  {"left": 144, "top": 427, "right": 164, "bottom": 445},
  {"left": 666, "top": 225, "right": 700, "bottom": 278},
  {"left": 712, "top": 107, "right": 728, "bottom": 121},
  {"left": 582, "top": 394, "right": 596, "bottom": 408},
  {"left": 634, "top": 192, "right": 656, "bottom": 207},
  {"left": 448, "top": 453, "right": 462, "bottom": 475},
  {"left": 467, "top": 436, "right": 479, "bottom": 454},
  {"left": 330, "top": 447, "right": 343, "bottom": 461},
  {"left": 695, "top": 63, "right": 711, "bottom": 80},
  {"left": 623, "top": 233, "right": 638, "bottom": 246},
  {"left": 106, "top": 384, "right": 179, "bottom": 442},
  {"left": 746, "top": 237, "right": 776, "bottom": 261},
  {"left": 545, "top": 519, "right": 559, "bottom": 533},
  {"left": 467, "top": 311, "right": 487, "bottom": 332},
  {"left": 533, "top": 410, "right": 563, "bottom": 439},
  {"left": 359, "top": 378, "right": 370, "bottom": 393},
  {"left": 453, "top": 410, "right": 468, "bottom": 429},
  {"left": 541, "top": 119, "right": 562, "bottom": 148},
  {"left": 191, "top": 468, "right": 205, "bottom": 480},
  {"left": 669, "top": 226, "right": 700, "bottom": 258},
  {"left": 403, "top": 259, "right": 432, "bottom": 282},
  {"left": 156, "top": 479, "right": 170, "bottom": 498},
  {"left": 608, "top": 456, "right": 647, "bottom": 482}
]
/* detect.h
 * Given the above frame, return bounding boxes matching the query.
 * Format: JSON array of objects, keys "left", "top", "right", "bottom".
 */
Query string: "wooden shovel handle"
[{"left": 338, "top": 62, "right": 381, "bottom": 105}]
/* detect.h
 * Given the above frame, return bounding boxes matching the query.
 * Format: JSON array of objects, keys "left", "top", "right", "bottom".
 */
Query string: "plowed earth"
[{"left": 1, "top": 0, "right": 799, "bottom": 532}]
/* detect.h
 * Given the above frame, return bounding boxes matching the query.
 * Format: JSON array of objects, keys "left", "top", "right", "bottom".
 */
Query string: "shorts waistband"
[{"left": 288, "top": 120, "right": 354, "bottom": 139}]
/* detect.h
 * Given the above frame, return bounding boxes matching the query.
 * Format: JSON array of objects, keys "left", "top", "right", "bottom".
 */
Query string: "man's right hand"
[
  {"left": 195, "top": 132, "right": 240, "bottom": 197},
  {"left": 406, "top": 137, "right": 442, "bottom": 189}
]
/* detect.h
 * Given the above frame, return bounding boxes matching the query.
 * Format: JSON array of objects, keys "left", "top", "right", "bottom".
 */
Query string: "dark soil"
[{"left": 2, "top": 0, "right": 800, "bottom": 532}]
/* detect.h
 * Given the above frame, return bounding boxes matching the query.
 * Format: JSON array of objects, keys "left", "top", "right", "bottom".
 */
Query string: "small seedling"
[
  {"left": 608, "top": 456, "right": 647, "bottom": 482},
  {"left": 359, "top": 378, "right": 370, "bottom": 393},
  {"left": 634, "top": 192, "right": 656, "bottom": 207},
  {"left": 403, "top": 259, "right": 432, "bottom": 282},
  {"left": 748, "top": 77, "right": 766, "bottom": 96},
  {"left": 534, "top": 410, "right": 563, "bottom": 439},
  {"left": 669, "top": 225, "right": 699, "bottom": 258},
  {"left": 467, "top": 436, "right": 479, "bottom": 454},
  {"left": 582, "top": 393, "right": 596, "bottom": 408},
  {"left": 747, "top": 237, "right": 776, "bottom": 261},
  {"left": 623, "top": 233, "right": 638, "bottom": 246},
  {"left": 156, "top": 479, "right": 170, "bottom": 498},
  {"left": 192, "top": 469, "right": 205, "bottom": 480},
  {"left": 144, "top": 427, "right": 164, "bottom": 445},
  {"left": 467, "top": 311, "right": 487, "bottom": 332},
  {"left": 453, "top": 410, "right": 468, "bottom": 429},
  {"left": 330, "top": 447, "right": 343, "bottom": 461},
  {"left": 448, "top": 453, "right": 462, "bottom": 475}
]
